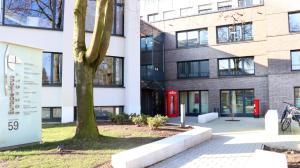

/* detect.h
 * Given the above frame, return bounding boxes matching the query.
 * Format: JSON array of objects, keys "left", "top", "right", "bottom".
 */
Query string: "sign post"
[{"left": 0, "top": 42, "right": 43, "bottom": 150}]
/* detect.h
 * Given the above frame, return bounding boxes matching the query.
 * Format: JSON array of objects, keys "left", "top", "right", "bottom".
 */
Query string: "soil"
[{"left": 264, "top": 145, "right": 300, "bottom": 168}]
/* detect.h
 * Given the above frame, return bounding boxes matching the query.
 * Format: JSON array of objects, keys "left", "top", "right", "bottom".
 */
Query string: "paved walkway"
[{"left": 150, "top": 117, "right": 300, "bottom": 168}]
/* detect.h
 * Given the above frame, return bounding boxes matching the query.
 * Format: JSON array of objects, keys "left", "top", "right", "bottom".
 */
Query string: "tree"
[{"left": 73, "top": 0, "right": 114, "bottom": 139}]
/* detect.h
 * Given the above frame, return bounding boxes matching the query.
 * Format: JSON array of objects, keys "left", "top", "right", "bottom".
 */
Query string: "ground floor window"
[
  {"left": 295, "top": 88, "right": 300, "bottom": 107},
  {"left": 74, "top": 106, "right": 124, "bottom": 121},
  {"left": 42, "top": 107, "right": 62, "bottom": 122},
  {"left": 179, "top": 91, "right": 209, "bottom": 116},
  {"left": 220, "top": 89, "right": 254, "bottom": 116}
]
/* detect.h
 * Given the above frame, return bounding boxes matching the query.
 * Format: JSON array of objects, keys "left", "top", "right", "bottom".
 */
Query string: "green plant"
[
  {"left": 108, "top": 113, "right": 130, "bottom": 125},
  {"left": 147, "top": 115, "right": 168, "bottom": 130},
  {"left": 130, "top": 114, "right": 149, "bottom": 126}
]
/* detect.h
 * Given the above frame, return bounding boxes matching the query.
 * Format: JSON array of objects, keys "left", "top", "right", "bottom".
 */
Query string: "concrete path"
[{"left": 150, "top": 117, "right": 300, "bottom": 168}]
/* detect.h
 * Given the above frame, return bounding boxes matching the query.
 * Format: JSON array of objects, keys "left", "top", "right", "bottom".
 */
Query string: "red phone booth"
[
  {"left": 165, "top": 90, "right": 179, "bottom": 118},
  {"left": 253, "top": 98, "right": 260, "bottom": 118}
]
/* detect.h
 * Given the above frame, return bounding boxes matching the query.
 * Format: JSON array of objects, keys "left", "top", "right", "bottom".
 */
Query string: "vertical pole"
[{"left": 180, "top": 104, "right": 185, "bottom": 128}]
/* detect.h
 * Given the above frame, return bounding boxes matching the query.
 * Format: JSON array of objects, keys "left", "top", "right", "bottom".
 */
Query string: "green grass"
[{"left": 0, "top": 124, "right": 166, "bottom": 168}]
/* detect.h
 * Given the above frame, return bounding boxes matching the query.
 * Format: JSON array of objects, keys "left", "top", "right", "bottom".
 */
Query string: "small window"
[
  {"left": 141, "top": 36, "right": 153, "bottom": 51},
  {"left": 163, "top": 10, "right": 176, "bottom": 20},
  {"left": 94, "top": 106, "right": 123, "bottom": 120},
  {"left": 42, "top": 52, "right": 62, "bottom": 86},
  {"left": 148, "top": 13, "right": 158, "bottom": 22},
  {"left": 177, "top": 29, "right": 208, "bottom": 48},
  {"left": 180, "top": 7, "right": 193, "bottom": 17},
  {"left": 238, "top": 0, "right": 253, "bottom": 7},
  {"left": 177, "top": 60, "right": 209, "bottom": 78},
  {"left": 295, "top": 88, "right": 300, "bottom": 108},
  {"left": 198, "top": 4, "right": 212, "bottom": 14},
  {"left": 291, "top": 50, "right": 300, "bottom": 70},
  {"left": 218, "top": 1, "right": 232, "bottom": 11},
  {"left": 42, "top": 107, "right": 62, "bottom": 122},
  {"left": 289, "top": 12, "right": 300, "bottom": 32},
  {"left": 218, "top": 57, "right": 254, "bottom": 76},
  {"left": 217, "top": 23, "right": 252, "bottom": 43}
]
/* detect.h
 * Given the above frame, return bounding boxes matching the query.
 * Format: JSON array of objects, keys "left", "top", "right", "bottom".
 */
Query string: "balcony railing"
[{"left": 141, "top": 68, "right": 164, "bottom": 81}]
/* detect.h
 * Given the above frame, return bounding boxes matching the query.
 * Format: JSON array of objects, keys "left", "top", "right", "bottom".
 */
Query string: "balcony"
[{"left": 141, "top": 67, "right": 164, "bottom": 82}]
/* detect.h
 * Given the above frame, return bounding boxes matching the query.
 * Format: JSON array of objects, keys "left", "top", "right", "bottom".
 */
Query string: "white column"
[
  {"left": 61, "top": 0, "right": 75, "bottom": 123},
  {"left": 124, "top": 0, "right": 141, "bottom": 115}
]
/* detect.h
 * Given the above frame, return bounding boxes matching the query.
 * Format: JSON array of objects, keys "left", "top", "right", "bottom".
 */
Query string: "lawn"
[{"left": 0, "top": 123, "right": 188, "bottom": 168}]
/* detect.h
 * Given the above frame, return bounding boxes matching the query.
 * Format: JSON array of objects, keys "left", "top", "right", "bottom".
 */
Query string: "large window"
[
  {"left": 221, "top": 89, "right": 254, "bottom": 116},
  {"left": 178, "top": 60, "right": 209, "bottom": 78},
  {"left": 289, "top": 12, "right": 300, "bottom": 32},
  {"left": 94, "top": 106, "right": 123, "bottom": 120},
  {"left": 3, "top": 0, "right": 64, "bottom": 30},
  {"left": 42, "top": 107, "right": 62, "bottom": 122},
  {"left": 180, "top": 91, "right": 209, "bottom": 116},
  {"left": 217, "top": 23, "right": 252, "bottom": 43},
  {"left": 42, "top": 52, "right": 62, "bottom": 86},
  {"left": 94, "top": 57, "right": 123, "bottom": 87},
  {"left": 218, "top": 57, "right": 254, "bottom": 76},
  {"left": 291, "top": 50, "right": 300, "bottom": 70},
  {"left": 140, "top": 36, "right": 153, "bottom": 52},
  {"left": 295, "top": 88, "right": 300, "bottom": 108},
  {"left": 86, "top": 0, "right": 124, "bottom": 35},
  {"left": 177, "top": 29, "right": 208, "bottom": 48}
]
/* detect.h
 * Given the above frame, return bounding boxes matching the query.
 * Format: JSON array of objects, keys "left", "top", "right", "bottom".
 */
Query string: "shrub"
[
  {"left": 130, "top": 114, "right": 149, "bottom": 126},
  {"left": 108, "top": 113, "right": 130, "bottom": 124},
  {"left": 147, "top": 115, "right": 168, "bottom": 130}
]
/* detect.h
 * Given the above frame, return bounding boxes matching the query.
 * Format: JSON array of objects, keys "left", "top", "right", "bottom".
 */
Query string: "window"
[
  {"left": 180, "top": 91, "right": 209, "bottom": 116},
  {"left": 163, "top": 10, "right": 176, "bottom": 20},
  {"left": 180, "top": 7, "right": 193, "bottom": 17},
  {"left": 218, "top": 1, "right": 232, "bottom": 11},
  {"left": 42, "top": 107, "right": 61, "bottom": 122},
  {"left": 291, "top": 50, "right": 300, "bottom": 70},
  {"left": 295, "top": 88, "right": 300, "bottom": 108},
  {"left": 177, "top": 29, "right": 208, "bottom": 48},
  {"left": 198, "top": 4, "right": 212, "bottom": 14},
  {"left": 221, "top": 89, "right": 254, "bottom": 116},
  {"left": 94, "top": 106, "right": 123, "bottom": 120},
  {"left": 86, "top": 0, "right": 124, "bottom": 35},
  {"left": 289, "top": 12, "right": 300, "bottom": 32},
  {"left": 238, "top": 0, "right": 253, "bottom": 7},
  {"left": 3, "top": 0, "right": 64, "bottom": 30},
  {"left": 217, "top": 23, "right": 253, "bottom": 43},
  {"left": 218, "top": 57, "right": 254, "bottom": 76},
  {"left": 42, "top": 52, "right": 62, "bottom": 86},
  {"left": 141, "top": 36, "right": 153, "bottom": 51},
  {"left": 94, "top": 57, "right": 123, "bottom": 87},
  {"left": 177, "top": 60, "right": 209, "bottom": 78},
  {"left": 148, "top": 13, "right": 158, "bottom": 22}
]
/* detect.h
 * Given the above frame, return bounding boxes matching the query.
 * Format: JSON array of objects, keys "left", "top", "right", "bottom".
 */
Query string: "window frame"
[
  {"left": 176, "top": 28, "right": 208, "bottom": 48},
  {"left": 217, "top": 56, "right": 255, "bottom": 77},
  {"left": 295, "top": 87, "right": 300, "bottom": 108},
  {"left": 93, "top": 56, "right": 125, "bottom": 88},
  {"left": 42, "top": 52, "right": 63, "bottom": 87},
  {"left": 179, "top": 90, "right": 209, "bottom": 116},
  {"left": 2, "top": 0, "right": 65, "bottom": 31},
  {"left": 288, "top": 11, "right": 300, "bottom": 33},
  {"left": 74, "top": 106, "right": 124, "bottom": 121},
  {"left": 42, "top": 107, "right": 62, "bottom": 122},
  {"left": 147, "top": 13, "right": 159, "bottom": 22},
  {"left": 291, "top": 50, "right": 300, "bottom": 71},
  {"left": 177, "top": 59, "right": 210, "bottom": 79},
  {"left": 216, "top": 22, "right": 253, "bottom": 43}
]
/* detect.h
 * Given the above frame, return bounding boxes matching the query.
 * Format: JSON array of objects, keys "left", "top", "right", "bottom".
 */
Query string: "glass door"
[{"left": 188, "top": 91, "right": 200, "bottom": 115}]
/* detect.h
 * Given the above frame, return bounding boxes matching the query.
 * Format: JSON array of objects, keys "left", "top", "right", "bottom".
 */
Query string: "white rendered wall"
[{"left": 0, "top": 0, "right": 141, "bottom": 123}]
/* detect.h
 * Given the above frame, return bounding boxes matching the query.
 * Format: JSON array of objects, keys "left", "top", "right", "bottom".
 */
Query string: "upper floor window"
[
  {"left": 177, "top": 60, "right": 209, "bottom": 79},
  {"left": 177, "top": 29, "right": 208, "bottom": 48},
  {"left": 141, "top": 36, "right": 153, "bottom": 52},
  {"left": 217, "top": 23, "right": 252, "bottom": 43},
  {"left": 291, "top": 50, "right": 300, "bottom": 71},
  {"left": 198, "top": 4, "right": 212, "bottom": 14},
  {"left": 86, "top": 0, "right": 124, "bottom": 35},
  {"left": 43, "top": 52, "right": 62, "bottom": 86},
  {"left": 218, "top": 1, "right": 232, "bottom": 11},
  {"left": 3, "top": 0, "right": 64, "bottom": 30},
  {"left": 180, "top": 7, "right": 193, "bottom": 17},
  {"left": 148, "top": 13, "right": 158, "bottom": 22},
  {"left": 289, "top": 12, "right": 300, "bottom": 32},
  {"left": 238, "top": 0, "right": 253, "bottom": 7},
  {"left": 163, "top": 10, "right": 176, "bottom": 20},
  {"left": 218, "top": 57, "right": 254, "bottom": 76},
  {"left": 94, "top": 56, "right": 123, "bottom": 87}
]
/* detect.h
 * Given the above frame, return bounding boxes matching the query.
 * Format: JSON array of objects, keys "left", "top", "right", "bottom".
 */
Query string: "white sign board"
[{"left": 0, "top": 42, "right": 42, "bottom": 149}]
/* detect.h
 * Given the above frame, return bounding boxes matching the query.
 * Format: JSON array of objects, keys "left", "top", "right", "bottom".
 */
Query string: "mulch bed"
[{"left": 264, "top": 145, "right": 300, "bottom": 168}]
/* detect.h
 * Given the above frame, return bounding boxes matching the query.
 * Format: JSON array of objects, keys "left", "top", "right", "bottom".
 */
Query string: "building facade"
[
  {"left": 140, "top": 0, "right": 300, "bottom": 117},
  {"left": 0, "top": 0, "right": 141, "bottom": 123}
]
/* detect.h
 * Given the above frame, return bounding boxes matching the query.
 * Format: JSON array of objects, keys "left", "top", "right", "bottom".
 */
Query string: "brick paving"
[{"left": 150, "top": 117, "right": 300, "bottom": 168}]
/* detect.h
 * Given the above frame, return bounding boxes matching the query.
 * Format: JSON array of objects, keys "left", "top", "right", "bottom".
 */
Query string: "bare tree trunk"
[{"left": 75, "top": 62, "right": 99, "bottom": 139}]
